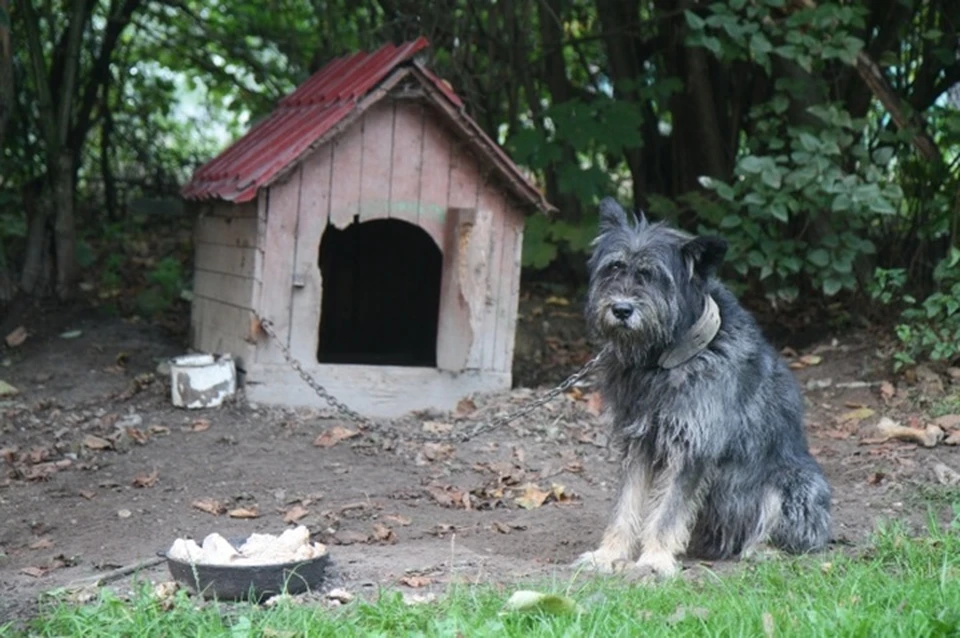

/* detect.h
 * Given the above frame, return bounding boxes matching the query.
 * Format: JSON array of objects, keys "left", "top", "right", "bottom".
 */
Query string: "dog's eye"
[
  {"left": 607, "top": 260, "right": 626, "bottom": 274},
  {"left": 634, "top": 268, "right": 651, "bottom": 282}
]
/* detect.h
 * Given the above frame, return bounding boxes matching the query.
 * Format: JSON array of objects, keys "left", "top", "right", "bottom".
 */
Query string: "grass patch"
[{"left": 8, "top": 514, "right": 960, "bottom": 637}]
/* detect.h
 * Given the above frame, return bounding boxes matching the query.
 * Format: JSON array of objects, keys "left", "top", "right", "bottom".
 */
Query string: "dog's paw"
[
  {"left": 741, "top": 544, "right": 784, "bottom": 564},
  {"left": 573, "top": 549, "right": 631, "bottom": 574},
  {"left": 633, "top": 552, "right": 681, "bottom": 578}
]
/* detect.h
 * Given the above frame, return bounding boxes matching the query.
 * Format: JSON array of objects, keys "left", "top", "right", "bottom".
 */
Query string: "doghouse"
[{"left": 180, "top": 37, "right": 554, "bottom": 418}]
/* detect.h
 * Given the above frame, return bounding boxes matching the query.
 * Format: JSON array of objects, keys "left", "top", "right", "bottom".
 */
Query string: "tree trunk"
[
  {"left": 0, "top": 0, "right": 12, "bottom": 150},
  {"left": 52, "top": 151, "right": 77, "bottom": 300},
  {"left": 20, "top": 178, "right": 52, "bottom": 296}
]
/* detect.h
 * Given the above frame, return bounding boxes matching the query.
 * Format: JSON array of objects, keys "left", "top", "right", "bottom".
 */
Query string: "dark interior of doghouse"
[{"left": 317, "top": 218, "right": 442, "bottom": 366}]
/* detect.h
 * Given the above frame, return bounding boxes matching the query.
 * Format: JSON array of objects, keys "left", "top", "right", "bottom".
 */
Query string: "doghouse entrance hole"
[{"left": 317, "top": 219, "right": 442, "bottom": 367}]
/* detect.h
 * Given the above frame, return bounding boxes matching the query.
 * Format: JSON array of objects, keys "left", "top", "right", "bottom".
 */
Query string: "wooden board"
[
  {"left": 417, "top": 116, "right": 452, "bottom": 247},
  {"left": 497, "top": 210, "right": 525, "bottom": 373},
  {"left": 193, "top": 243, "right": 257, "bottom": 278},
  {"left": 191, "top": 296, "right": 255, "bottom": 365},
  {"left": 436, "top": 207, "right": 491, "bottom": 371},
  {"left": 389, "top": 101, "right": 425, "bottom": 227},
  {"left": 289, "top": 142, "right": 334, "bottom": 362},
  {"left": 328, "top": 117, "right": 364, "bottom": 228},
  {"left": 255, "top": 167, "right": 302, "bottom": 363},
  {"left": 193, "top": 271, "right": 256, "bottom": 309},
  {"left": 478, "top": 183, "right": 506, "bottom": 371},
  {"left": 358, "top": 101, "right": 395, "bottom": 221},
  {"left": 194, "top": 214, "right": 258, "bottom": 248},
  {"left": 245, "top": 363, "right": 510, "bottom": 418}
]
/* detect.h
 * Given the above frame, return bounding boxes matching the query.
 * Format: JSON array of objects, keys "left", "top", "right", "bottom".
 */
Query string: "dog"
[{"left": 574, "top": 197, "right": 831, "bottom": 578}]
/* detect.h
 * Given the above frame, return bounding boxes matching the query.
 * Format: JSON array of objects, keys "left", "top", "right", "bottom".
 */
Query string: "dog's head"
[{"left": 586, "top": 197, "right": 727, "bottom": 362}]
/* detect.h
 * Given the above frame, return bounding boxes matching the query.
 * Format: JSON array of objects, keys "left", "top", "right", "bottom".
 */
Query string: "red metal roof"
[
  {"left": 182, "top": 38, "right": 433, "bottom": 203},
  {"left": 181, "top": 37, "right": 552, "bottom": 213}
]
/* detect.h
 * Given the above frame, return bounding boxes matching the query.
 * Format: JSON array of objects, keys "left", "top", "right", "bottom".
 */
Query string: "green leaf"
[
  {"left": 831, "top": 194, "right": 852, "bottom": 212},
  {"left": 761, "top": 167, "right": 782, "bottom": 189},
  {"left": 808, "top": 249, "right": 830, "bottom": 268},
  {"left": 720, "top": 215, "right": 742, "bottom": 229},
  {"left": 503, "top": 591, "right": 583, "bottom": 616},
  {"left": 823, "top": 278, "right": 843, "bottom": 296},
  {"left": 684, "top": 10, "right": 706, "bottom": 31},
  {"left": 739, "top": 156, "right": 768, "bottom": 174}
]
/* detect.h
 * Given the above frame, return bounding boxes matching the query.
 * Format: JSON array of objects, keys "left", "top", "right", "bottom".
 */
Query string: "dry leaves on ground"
[
  {"left": 400, "top": 575, "right": 433, "bottom": 588},
  {"left": 313, "top": 426, "right": 360, "bottom": 448},
  {"left": 192, "top": 499, "right": 226, "bottom": 516},
  {"left": 187, "top": 419, "right": 211, "bottom": 433},
  {"left": 228, "top": 506, "right": 260, "bottom": 519},
  {"left": 514, "top": 482, "right": 577, "bottom": 510},
  {"left": 283, "top": 504, "right": 309, "bottom": 523},
  {"left": 132, "top": 469, "right": 159, "bottom": 488},
  {"left": 5, "top": 326, "right": 27, "bottom": 348},
  {"left": 383, "top": 514, "right": 412, "bottom": 526},
  {"left": 83, "top": 435, "right": 113, "bottom": 451},
  {"left": 28, "top": 538, "right": 54, "bottom": 550},
  {"left": 372, "top": 523, "right": 397, "bottom": 544}
]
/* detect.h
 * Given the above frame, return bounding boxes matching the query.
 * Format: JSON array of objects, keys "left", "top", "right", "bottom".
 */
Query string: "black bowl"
[{"left": 164, "top": 536, "right": 331, "bottom": 602}]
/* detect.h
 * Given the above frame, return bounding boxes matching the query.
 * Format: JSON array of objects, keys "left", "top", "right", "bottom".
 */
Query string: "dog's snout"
[{"left": 611, "top": 302, "right": 634, "bottom": 321}]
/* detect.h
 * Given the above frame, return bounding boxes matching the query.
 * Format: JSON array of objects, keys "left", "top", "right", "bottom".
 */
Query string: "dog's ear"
[
  {"left": 598, "top": 197, "right": 629, "bottom": 233},
  {"left": 682, "top": 235, "right": 728, "bottom": 280}
]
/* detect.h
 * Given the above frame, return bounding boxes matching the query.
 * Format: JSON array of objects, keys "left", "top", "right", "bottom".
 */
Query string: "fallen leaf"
[
  {"left": 762, "top": 612, "right": 776, "bottom": 638},
  {"left": 228, "top": 506, "right": 260, "bottom": 519},
  {"left": 400, "top": 575, "right": 432, "bottom": 588},
  {"left": 59, "top": 330, "right": 82, "bottom": 339},
  {"left": 372, "top": 523, "right": 396, "bottom": 543},
  {"left": 821, "top": 429, "right": 852, "bottom": 440},
  {"left": 934, "top": 463, "right": 960, "bottom": 486},
  {"left": 29, "top": 538, "right": 54, "bottom": 550},
  {"left": 383, "top": 514, "right": 412, "bottom": 526},
  {"left": 799, "top": 354, "right": 823, "bottom": 366},
  {"left": 933, "top": 414, "right": 960, "bottom": 430},
  {"left": 78, "top": 490, "right": 96, "bottom": 500},
  {"left": 0, "top": 380, "right": 20, "bottom": 397},
  {"left": 189, "top": 418, "right": 211, "bottom": 433},
  {"left": 283, "top": 504, "right": 309, "bottom": 523},
  {"left": 313, "top": 426, "right": 360, "bottom": 448},
  {"left": 544, "top": 296, "right": 570, "bottom": 306},
  {"left": 880, "top": 381, "right": 896, "bottom": 401},
  {"left": 781, "top": 346, "right": 798, "bottom": 358},
  {"left": 422, "top": 421, "right": 453, "bottom": 436},
  {"left": 148, "top": 425, "right": 171, "bottom": 436},
  {"left": 126, "top": 428, "right": 150, "bottom": 445},
  {"left": 419, "top": 442, "right": 455, "bottom": 463},
  {"left": 867, "top": 472, "right": 886, "bottom": 485},
  {"left": 455, "top": 398, "right": 477, "bottom": 416},
  {"left": 83, "top": 435, "right": 113, "bottom": 451},
  {"left": 585, "top": 392, "right": 603, "bottom": 416},
  {"left": 515, "top": 483, "right": 551, "bottom": 510},
  {"left": 5, "top": 326, "right": 27, "bottom": 348},
  {"left": 667, "top": 605, "right": 710, "bottom": 624},
  {"left": 192, "top": 499, "right": 225, "bottom": 516},
  {"left": 132, "top": 470, "right": 159, "bottom": 488},
  {"left": 117, "top": 509, "right": 132, "bottom": 519},
  {"left": 838, "top": 407, "right": 875, "bottom": 426},
  {"left": 326, "top": 588, "right": 354, "bottom": 604},
  {"left": 332, "top": 530, "right": 369, "bottom": 545},
  {"left": 20, "top": 566, "right": 47, "bottom": 578},
  {"left": 550, "top": 483, "right": 576, "bottom": 503},
  {"left": 502, "top": 590, "right": 582, "bottom": 615},
  {"left": 944, "top": 431, "right": 960, "bottom": 446}
]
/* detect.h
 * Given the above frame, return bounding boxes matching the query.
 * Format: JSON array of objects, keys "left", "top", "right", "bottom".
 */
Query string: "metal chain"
[
  {"left": 253, "top": 314, "right": 605, "bottom": 442},
  {"left": 256, "top": 318, "right": 374, "bottom": 428}
]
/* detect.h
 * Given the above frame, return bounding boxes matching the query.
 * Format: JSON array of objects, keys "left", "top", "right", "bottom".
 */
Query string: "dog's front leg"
[
  {"left": 634, "top": 459, "right": 705, "bottom": 577},
  {"left": 574, "top": 450, "right": 650, "bottom": 573}
]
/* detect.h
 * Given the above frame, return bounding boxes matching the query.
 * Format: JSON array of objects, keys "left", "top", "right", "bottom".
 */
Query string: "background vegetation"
[{"left": 0, "top": 0, "right": 958, "bottom": 366}]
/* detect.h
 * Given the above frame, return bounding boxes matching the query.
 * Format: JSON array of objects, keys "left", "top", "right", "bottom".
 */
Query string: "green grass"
[{"left": 8, "top": 512, "right": 960, "bottom": 638}]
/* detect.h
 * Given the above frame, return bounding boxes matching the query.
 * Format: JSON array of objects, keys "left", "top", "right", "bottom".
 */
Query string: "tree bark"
[{"left": 0, "top": 0, "right": 12, "bottom": 151}]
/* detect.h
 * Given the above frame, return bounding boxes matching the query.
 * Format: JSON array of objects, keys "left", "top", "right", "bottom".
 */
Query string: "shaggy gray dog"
[{"left": 574, "top": 197, "right": 831, "bottom": 577}]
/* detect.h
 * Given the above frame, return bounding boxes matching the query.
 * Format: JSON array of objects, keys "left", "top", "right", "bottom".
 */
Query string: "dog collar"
[{"left": 658, "top": 295, "right": 721, "bottom": 369}]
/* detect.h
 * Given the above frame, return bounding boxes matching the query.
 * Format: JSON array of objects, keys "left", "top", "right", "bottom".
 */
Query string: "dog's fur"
[{"left": 574, "top": 197, "right": 831, "bottom": 577}]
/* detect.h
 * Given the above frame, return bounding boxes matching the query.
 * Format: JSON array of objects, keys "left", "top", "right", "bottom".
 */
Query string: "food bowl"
[{"left": 164, "top": 536, "right": 330, "bottom": 602}]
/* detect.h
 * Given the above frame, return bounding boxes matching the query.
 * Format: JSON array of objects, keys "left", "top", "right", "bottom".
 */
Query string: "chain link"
[{"left": 253, "top": 314, "right": 604, "bottom": 442}]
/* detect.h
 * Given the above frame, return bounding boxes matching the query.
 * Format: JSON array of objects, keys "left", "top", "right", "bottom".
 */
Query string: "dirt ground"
[{"left": 2, "top": 289, "right": 960, "bottom": 625}]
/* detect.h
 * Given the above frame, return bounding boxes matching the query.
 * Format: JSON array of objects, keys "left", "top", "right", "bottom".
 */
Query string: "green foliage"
[
  {"left": 681, "top": 0, "right": 910, "bottom": 302},
  {"left": 873, "top": 248, "right": 960, "bottom": 370}
]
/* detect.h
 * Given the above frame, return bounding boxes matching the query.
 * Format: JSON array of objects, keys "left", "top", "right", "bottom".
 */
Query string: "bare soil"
[{"left": 2, "top": 289, "right": 960, "bottom": 625}]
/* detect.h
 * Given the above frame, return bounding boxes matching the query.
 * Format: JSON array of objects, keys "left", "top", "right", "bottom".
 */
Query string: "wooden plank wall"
[
  {"left": 190, "top": 201, "right": 258, "bottom": 363},
  {"left": 270, "top": 95, "right": 527, "bottom": 374}
]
